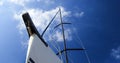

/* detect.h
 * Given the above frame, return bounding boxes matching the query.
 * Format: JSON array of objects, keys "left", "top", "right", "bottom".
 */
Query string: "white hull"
[{"left": 26, "top": 34, "right": 62, "bottom": 63}]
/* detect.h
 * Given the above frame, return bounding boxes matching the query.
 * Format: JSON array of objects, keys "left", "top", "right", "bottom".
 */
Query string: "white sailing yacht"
[{"left": 22, "top": 8, "right": 90, "bottom": 63}]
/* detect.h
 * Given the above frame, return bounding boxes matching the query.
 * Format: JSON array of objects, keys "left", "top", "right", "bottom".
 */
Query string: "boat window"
[{"left": 28, "top": 57, "right": 35, "bottom": 63}]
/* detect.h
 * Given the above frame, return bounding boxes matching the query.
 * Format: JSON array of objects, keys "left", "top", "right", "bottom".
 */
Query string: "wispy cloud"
[
  {"left": 21, "top": 40, "right": 29, "bottom": 49},
  {"left": 8, "top": 0, "right": 55, "bottom": 6},
  {"left": 49, "top": 29, "right": 72, "bottom": 42},
  {"left": 8, "top": 0, "right": 31, "bottom": 6},
  {"left": 0, "top": 0, "right": 3, "bottom": 6},
  {"left": 74, "top": 11, "right": 84, "bottom": 17},
  {"left": 37, "top": 0, "right": 55, "bottom": 4},
  {"left": 111, "top": 46, "right": 120, "bottom": 60}
]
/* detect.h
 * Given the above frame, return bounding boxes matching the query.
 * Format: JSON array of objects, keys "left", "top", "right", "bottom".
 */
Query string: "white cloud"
[
  {"left": 14, "top": 6, "right": 72, "bottom": 42},
  {"left": 48, "top": 29, "right": 72, "bottom": 42},
  {"left": 7, "top": 0, "right": 55, "bottom": 6},
  {"left": 8, "top": 0, "right": 30, "bottom": 6},
  {"left": 37, "top": 0, "right": 55, "bottom": 4},
  {"left": 52, "top": 31, "right": 63, "bottom": 42},
  {"left": 0, "top": 0, "right": 3, "bottom": 6},
  {"left": 65, "top": 29, "right": 72, "bottom": 41},
  {"left": 111, "top": 46, "right": 120, "bottom": 60},
  {"left": 21, "top": 40, "right": 28, "bottom": 49},
  {"left": 5, "top": 0, "right": 81, "bottom": 48},
  {"left": 74, "top": 11, "right": 84, "bottom": 17},
  {"left": 14, "top": 6, "right": 70, "bottom": 31}
]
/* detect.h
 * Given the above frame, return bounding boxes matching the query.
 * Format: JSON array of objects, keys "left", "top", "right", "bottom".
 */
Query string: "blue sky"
[{"left": 0, "top": 0, "right": 120, "bottom": 63}]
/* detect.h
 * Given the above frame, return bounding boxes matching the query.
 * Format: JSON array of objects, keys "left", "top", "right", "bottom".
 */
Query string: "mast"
[
  {"left": 54, "top": 8, "right": 85, "bottom": 63},
  {"left": 59, "top": 8, "right": 68, "bottom": 63}
]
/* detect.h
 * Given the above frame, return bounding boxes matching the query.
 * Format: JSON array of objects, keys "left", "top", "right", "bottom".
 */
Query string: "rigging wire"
[
  {"left": 48, "top": 38, "right": 63, "bottom": 63},
  {"left": 48, "top": 25, "right": 64, "bottom": 63},
  {"left": 68, "top": 53, "right": 75, "bottom": 63},
  {"left": 41, "top": 9, "right": 60, "bottom": 37},
  {"left": 71, "top": 24, "right": 91, "bottom": 63}
]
